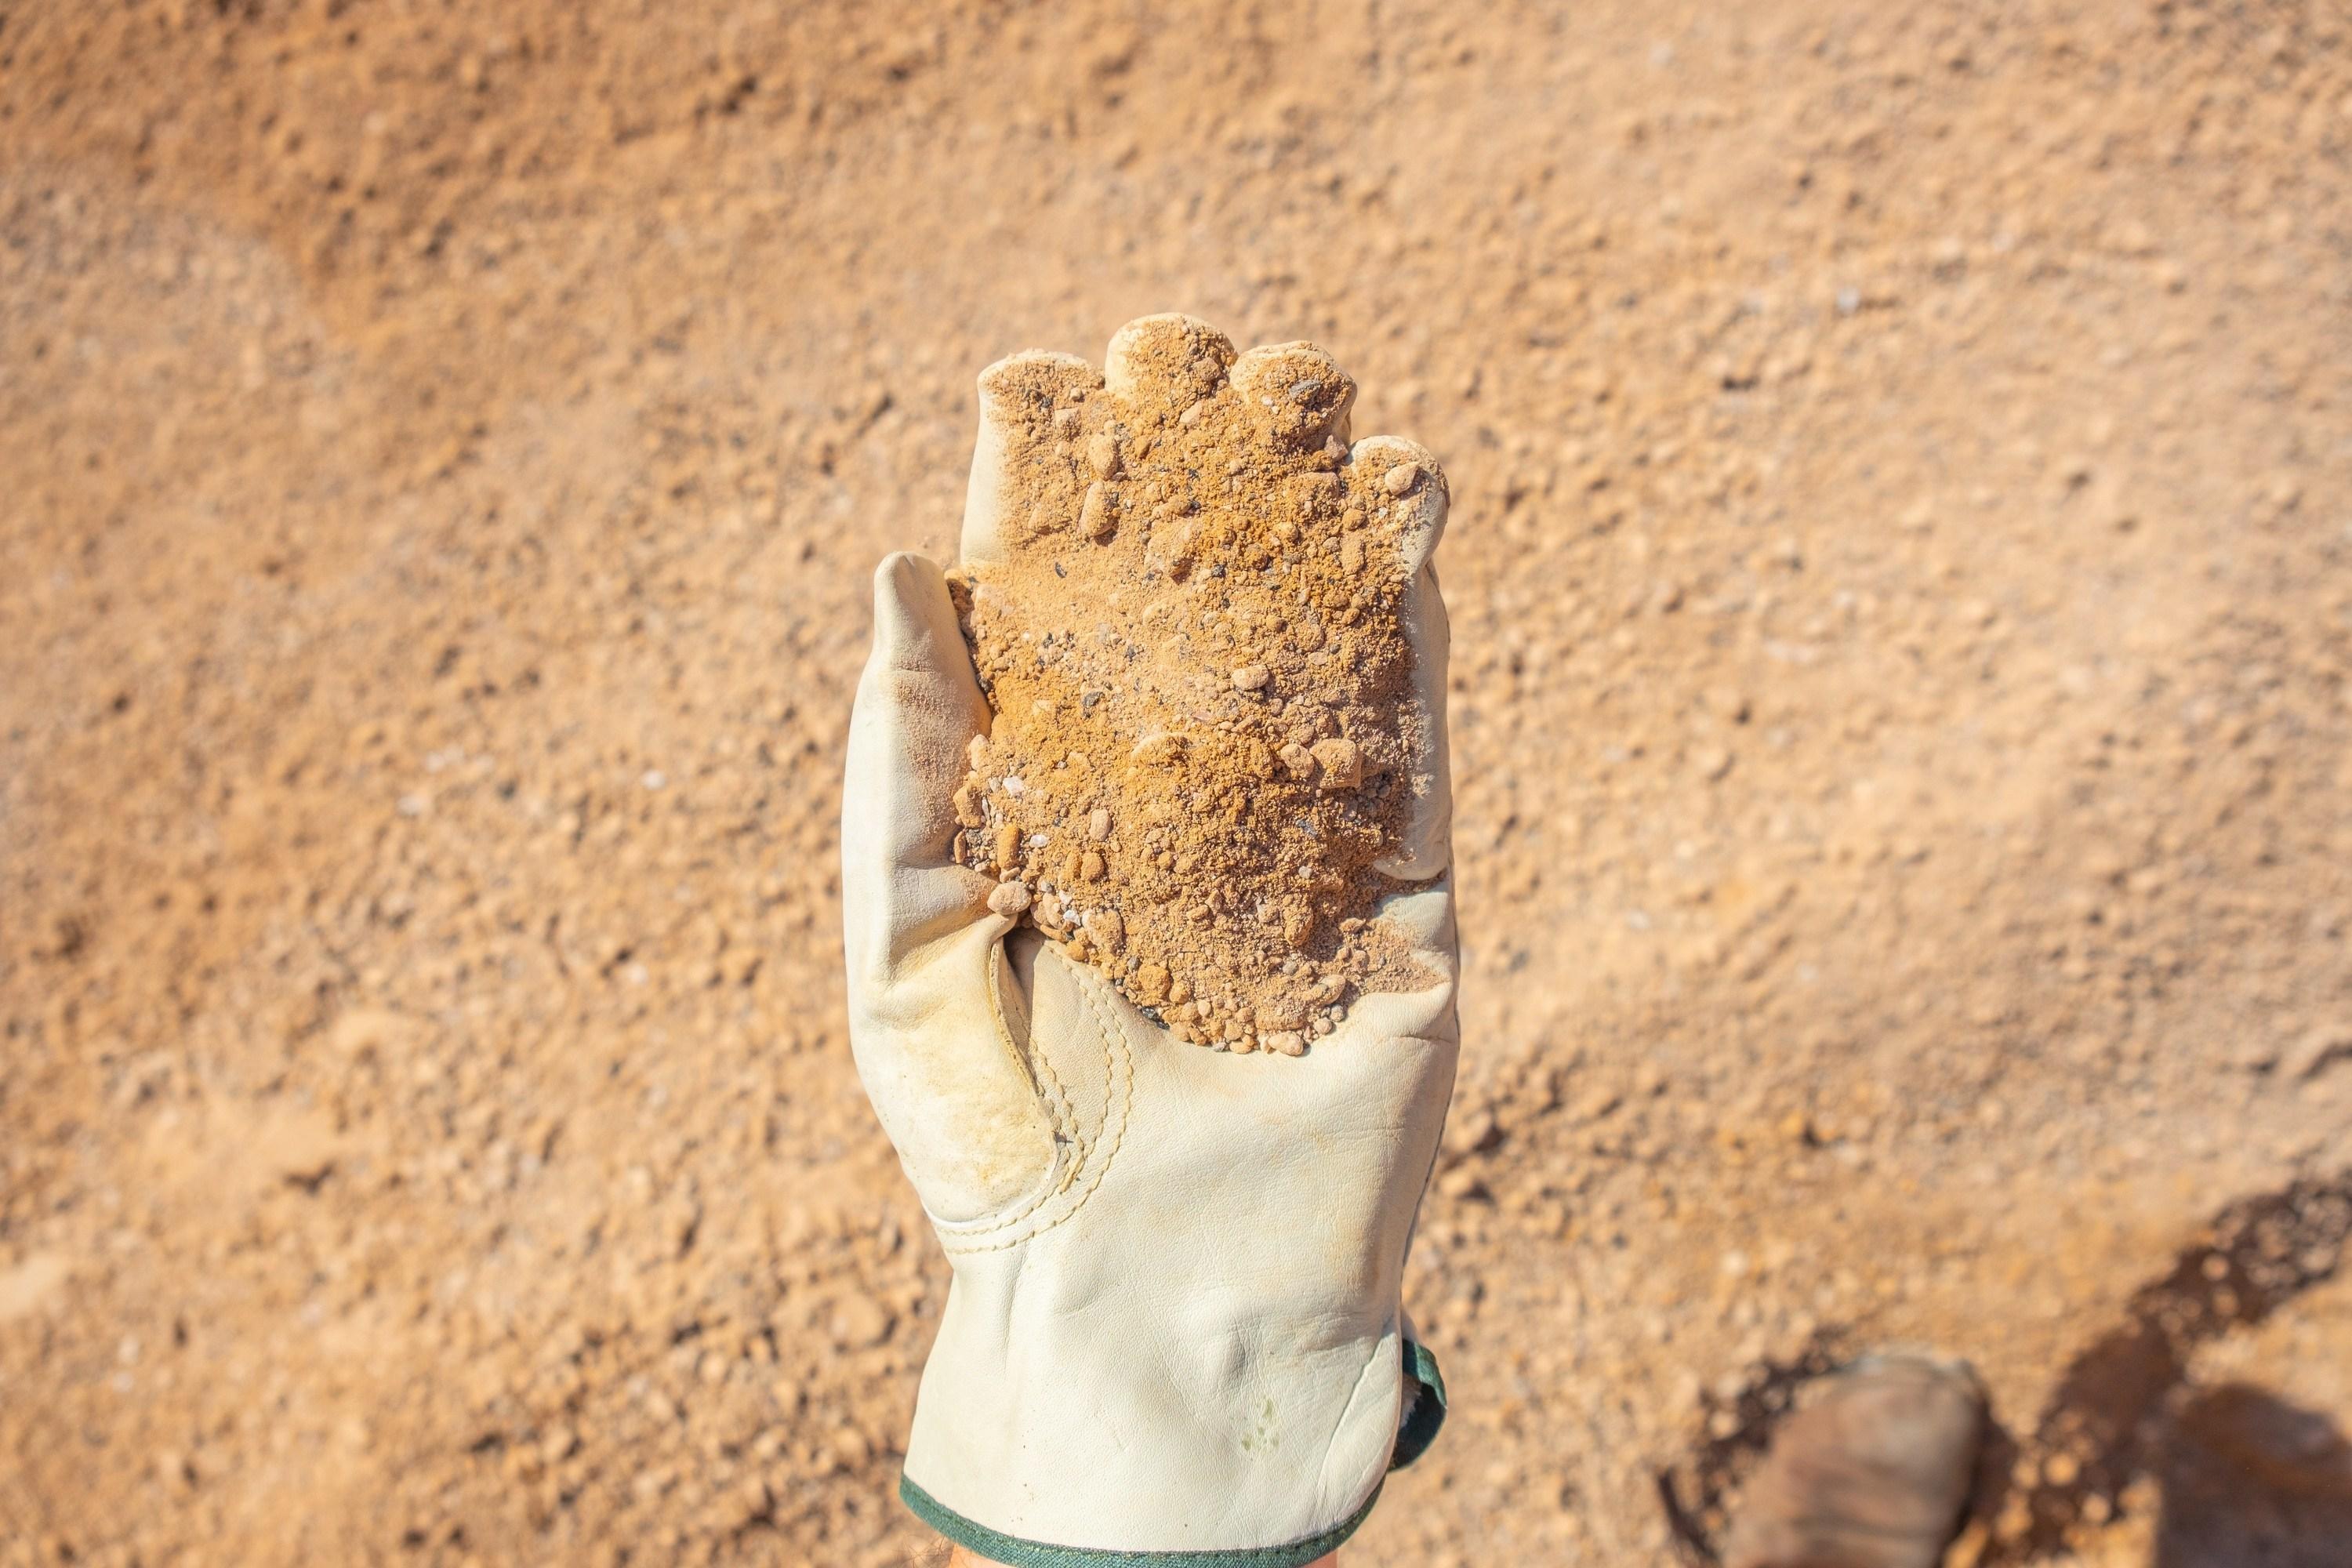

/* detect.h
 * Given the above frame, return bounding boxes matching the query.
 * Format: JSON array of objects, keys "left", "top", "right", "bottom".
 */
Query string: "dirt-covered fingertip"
[
  {"left": 1231, "top": 341, "right": 1357, "bottom": 449},
  {"left": 1103, "top": 314, "right": 1236, "bottom": 416},
  {"left": 965, "top": 353, "right": 1100, "bottom": 564},
  {"left": 1374, "top": 880, "right": 1455, "bottom": 955},
  {"left": 1349, "top": 435, "right": 1449, "bottom": 574},
  {"left": 1334, "top": 883, "right": 1460, "bottom": 1044},
  {"left": 976, "top": 349, "right": 1098, "bottom": 423}
]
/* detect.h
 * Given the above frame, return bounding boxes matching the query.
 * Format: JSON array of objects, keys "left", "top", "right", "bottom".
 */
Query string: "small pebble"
[
  {"left": 1231, "top": 664, "right": 1270, "bottom": 691},
  {"left": 1254, "top": 996, "right": 1308, "bottom": 1030},
  {"left": 1131, "top": 733, "right": 1185, "bottom": 767},
  {"left": 1087, "top": 431, "right": 1123, "bottom": 478},
  {"left": 1310, "top": 737, "right": 1362, "bottom": 789},
  {"left": 1080, "top": 481, "right": 1115, "bottom": 540},
  {"left": 1088, "top": 808, "right": 1112, "bottom": 840},
  {"left": 1265, "top": 1031, "right": 1307, "bottom": 1057},
  {"left": 986, "top": 881, "right": 1032, "bottom": 916},
  {"left": 1383, "top": 461, "right": 1421, "bottom": 495}
]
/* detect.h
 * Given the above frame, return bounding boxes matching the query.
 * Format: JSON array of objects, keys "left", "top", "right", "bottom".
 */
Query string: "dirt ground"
[{"left": 4, "top": 2, "right": 2350, "bottom": 1565}]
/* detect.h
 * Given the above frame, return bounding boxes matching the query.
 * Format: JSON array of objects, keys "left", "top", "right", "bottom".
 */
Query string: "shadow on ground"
[
  {"left": 1659, "top": 1171, "right": 2352, "bottom": 1566},
  {"left": 2150, "top": 1382, "right": 2352, "bottom": 1568}
]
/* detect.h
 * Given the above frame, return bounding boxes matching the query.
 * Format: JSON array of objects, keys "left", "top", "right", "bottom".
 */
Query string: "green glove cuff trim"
[
  {"left": 898, "top": 1475, "right": 1383, "bottom": 1567},
  {"left": 1388, "top": 1340, "right": 1447, "bottom": 1472}
]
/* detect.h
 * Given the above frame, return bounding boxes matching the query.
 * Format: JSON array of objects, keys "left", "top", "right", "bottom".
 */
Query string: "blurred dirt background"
[{"left": 4, "top": 2, "right": 2351, "bottom": 1564}]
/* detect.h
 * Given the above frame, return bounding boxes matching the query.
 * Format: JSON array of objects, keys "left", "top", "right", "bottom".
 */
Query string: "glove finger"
[
  {"left": 1102, "top": 313, "right": 1238, "bottom": 419},
  {"left": 1351, "top": 436, "right": 1452, "bottom": 882},
  {"left": 960, "top": 349, "right": 1102, "bottom": 566},
  {"left": 1225, "top": 336, "right": 1354, "bottom": 450},
  {"left": 1337, "top": 881, "right": 1461, "bottom": 1048},
  {"left": 843, "top": 550, "right": 992, "bottom": 927},
  {"left": 843, "top": 553, "right": 1058, "bottom": 1222}
]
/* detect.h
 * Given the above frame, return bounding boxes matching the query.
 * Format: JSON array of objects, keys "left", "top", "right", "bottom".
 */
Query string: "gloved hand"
[{"left": 841, "top": 315, "right": 1458, "bottom": 1566}]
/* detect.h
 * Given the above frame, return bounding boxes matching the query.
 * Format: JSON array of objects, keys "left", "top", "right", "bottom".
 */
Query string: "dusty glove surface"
[{"left": 842, "top": 316, "right": 1458, "bottom": 1565}]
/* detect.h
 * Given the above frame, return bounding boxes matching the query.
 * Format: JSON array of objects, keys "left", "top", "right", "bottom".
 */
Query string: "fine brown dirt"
[
  {"left": 950, "top": 318, "right": 1439, "bottom": 1054},
  {"left": 4, "top": 4, "right": 2351, "bottom": 1567}
]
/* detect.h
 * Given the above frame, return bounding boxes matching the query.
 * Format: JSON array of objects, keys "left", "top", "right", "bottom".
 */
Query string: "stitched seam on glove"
[
  {"left": 924, "top": 949, "right": 1092, "bottom": 1244},
  {"left": 999, "top": 948, "right": 1087, "bottom": 1174},
  {"left": 939, "top": 966, "right": 1133, "bottom": 1256}
]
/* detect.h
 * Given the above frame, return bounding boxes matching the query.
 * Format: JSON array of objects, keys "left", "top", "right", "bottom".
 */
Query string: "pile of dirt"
[
  {"left": 5, "top": 3, "right": 2350, "bottom": 1566},
  {"left": 948, "top": 320, "right": 1440, "bottom": 1053}
]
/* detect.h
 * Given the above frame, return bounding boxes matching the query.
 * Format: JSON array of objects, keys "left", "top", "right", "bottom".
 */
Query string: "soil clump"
[{"left": 949, "top": 322, "right": 1442, "bottom": 1054}]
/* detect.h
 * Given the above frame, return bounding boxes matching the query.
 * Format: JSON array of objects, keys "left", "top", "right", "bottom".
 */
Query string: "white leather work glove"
[{"left": 841, "top": 315, "right": 1457, "bottom": 1567}]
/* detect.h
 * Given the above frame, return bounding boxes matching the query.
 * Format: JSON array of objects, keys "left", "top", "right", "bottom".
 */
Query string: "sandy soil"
[
  {"left": 952, "top": 323, "right": 1442, "bottom": 1051},
  {"left": 3, "top": 3, "right": 2349, "bottom": 1565}
]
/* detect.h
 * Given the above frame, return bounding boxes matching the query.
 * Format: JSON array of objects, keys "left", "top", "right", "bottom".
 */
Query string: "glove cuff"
[
  {"left": 898, "top": 1341, "right": 1446, "bottom": 1566},
  {"left": 1390, "top": 1340, "right": 1449, "bottom": 1472},
  {"left": 900, "top": 1475, "right": 1383, "bottom": 1568}
]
